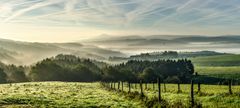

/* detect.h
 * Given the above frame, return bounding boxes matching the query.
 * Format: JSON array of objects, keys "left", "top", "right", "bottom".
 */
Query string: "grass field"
[
  {"left": 191, "top": 54, "right": 240, "bottom": 66},
  {"left": 117, "top": 82, "right": 240, "bottom": 108},
  {"left": 0, "top": 82, "right": 144, "bottom": 108},
  {"left": 1, "top": 82, "right": 239, "bottom": 108},
  {"left": 189, "top": 54, "right": 240, "bottom": 79},
  {"left": 195, "top": 66, "right": 240, "bottom": 79}
]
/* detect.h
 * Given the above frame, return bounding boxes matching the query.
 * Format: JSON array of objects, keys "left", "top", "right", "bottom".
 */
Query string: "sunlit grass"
[
  {"left": 1, "top": 82, "right": 240, "bottom": 108},
  {"left": 195, "top": 66, "right": 240, "bottom": 79},
  {"left": 118, "top": 82, "right": 240, "bottom": 108},
  {"left": 0, "top": 82, "right": 143, "bottom": 107},
  {"left": 191, "top": 54, "right": 240, "bottom": 66}
]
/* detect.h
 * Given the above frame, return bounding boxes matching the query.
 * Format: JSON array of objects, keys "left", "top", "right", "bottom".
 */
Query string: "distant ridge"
[
  {"left": 81, "top": 35, "right": 240, "bottom": 54},
  {"left": 0, "top": 38, "right": 125, "bottom": 65}
]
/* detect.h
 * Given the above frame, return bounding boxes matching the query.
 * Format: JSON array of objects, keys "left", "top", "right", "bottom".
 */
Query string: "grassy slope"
[
  {"left": 190, "top": 54, "right": 240, "bottom": 79},
  {"left": 1, "top": 82, "right": 240, "bottom": 108},
  {"left": 0, "top": 82, "right": 143, "bottom": 108},
  {"left": 195, "top": 66, "right": 240, "bottom": 79},
  {"left": 191, "top": 54, "right": 240, "bottom": 66},
  {"left": 120, "top": 83, "right": 240, "bottom": 108}
]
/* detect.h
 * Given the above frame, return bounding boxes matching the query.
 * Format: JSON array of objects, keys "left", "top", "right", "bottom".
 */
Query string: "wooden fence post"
[
  {"left": 157, "top": 78, "right": 161, "bottom": 102},
  {"left": 128, "top": 82, "right": 131, "bottom": 93},
  {"left": 178, "top": 83, "right": 181, "bottom": 93},
  {"left": 229, "top": 79, "right": 233, "bottom": 94},
  {"left": 164, "top": 82, "right": 166, "bottom": 92},
  {"left": 190, "top": 80, "right": 194, "bottom": 107},
  {"left": 197, "top": 82, "right": 201, "bottom": 93},
  {"left": 122, "top": 81, "right": 124, "bottom": 91},
  {"left": 118, "top": 82, "right": 120, "bottom": 90},
  {"left": 140, "top": 80, "right": 143, "bottom": 96}
]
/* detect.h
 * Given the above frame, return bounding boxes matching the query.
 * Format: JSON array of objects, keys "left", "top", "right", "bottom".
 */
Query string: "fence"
[{"left": 101, "top": 79, "right": 237, "bottom": 106}]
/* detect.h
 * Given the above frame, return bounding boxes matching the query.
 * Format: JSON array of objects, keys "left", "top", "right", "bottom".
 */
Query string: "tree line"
[
  {"left": 102, "top": 59, "right": 194, "bottom": 83},
  {"left": 0, "top": 54, "right": 194, "bottom": 83},
  {"left": 0, "top": 62, "right": 28, "bottom": 83}
]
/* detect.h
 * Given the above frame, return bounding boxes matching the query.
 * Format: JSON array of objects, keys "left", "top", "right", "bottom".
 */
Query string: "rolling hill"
[
  {"left": 190, "top": 54, "right": 240, "bottom": 66},
  {"left": 190, "top": 54, "right": 240, "bottom": 79},
  {"left": 81, "top": 35, "right": 240, "bottom": 54},
  {"left": 0, "top": 38, "right": 125, "bottom": 65}
]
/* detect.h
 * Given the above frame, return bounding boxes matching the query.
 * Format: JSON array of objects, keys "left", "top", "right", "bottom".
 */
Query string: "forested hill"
[
  {"left": 0, "top": 54, "right": 194, "bottom": 83},
  {"left": 81, "top": 35, "right": 240, "bottom": 54},
  {"left": 102, "top": 59, "right": 194, "bottom": 83},
  {"left": 109, "top": 51, "right": 229, "bottom": 61}
]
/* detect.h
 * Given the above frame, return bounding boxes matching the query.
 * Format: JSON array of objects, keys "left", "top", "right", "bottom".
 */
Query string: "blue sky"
[{"left": 0, "top": 0, "right": 240, "bottom": 42}]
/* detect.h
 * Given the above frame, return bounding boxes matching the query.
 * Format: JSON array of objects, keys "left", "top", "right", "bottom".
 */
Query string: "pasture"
[
  {"left": 0, "top": 82, "right": 239, "bottom": 107},
  {"left": 105, "top": 82, "right": 240, "bottom": 108},
  {"left": 195, "top": 66, "right": 240, "bottom": 79},
  {"left": 191, "top": 54, "right": 240, "bottom": 66},
  {"left": 0, "top": 82, "right": 143, "bottom": 108}
]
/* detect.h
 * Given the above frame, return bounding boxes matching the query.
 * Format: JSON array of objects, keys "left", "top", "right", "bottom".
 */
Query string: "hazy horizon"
[{"left": 1, "top": 0, "right": 240, "bottom": 65}]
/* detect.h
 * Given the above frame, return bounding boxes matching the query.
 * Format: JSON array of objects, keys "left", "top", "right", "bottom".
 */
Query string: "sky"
[{"left": 0, "top": 0, "right": 240, "bottom": 42}]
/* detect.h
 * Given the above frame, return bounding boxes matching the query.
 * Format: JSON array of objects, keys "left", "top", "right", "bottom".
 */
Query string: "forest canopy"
[
  {"left": 102, "top": 59, "right": 194, "bottom": 83},
  {"left": 0, "top": 54, "right": 194, "bottom": 83}
]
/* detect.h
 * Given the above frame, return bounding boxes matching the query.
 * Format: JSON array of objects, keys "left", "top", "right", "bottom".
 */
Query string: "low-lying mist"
[{"left": 0, "top": 35, "right": 240, "bottom": 65}]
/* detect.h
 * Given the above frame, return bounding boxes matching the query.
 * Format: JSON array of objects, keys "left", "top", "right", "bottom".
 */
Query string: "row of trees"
[
  {"left": 29, "top": 54, "right": 101, "bottom": 82},
  {"left": 0, "top": 68, "right": 7, "bottom": 83},
  {"left": 0, "top": 54, "right": 194, "bottom": 83},
  {"left": 0, "top": 62, "right": 28, "bottom": 83},
  {"left": 102, "top": 59, "right": 194, "bottom": 83}
]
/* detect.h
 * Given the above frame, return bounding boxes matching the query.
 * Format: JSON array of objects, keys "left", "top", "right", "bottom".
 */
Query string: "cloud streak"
[
  {"left": 3, "top": 0, "right": 64, "bottom": 23},
  {"left": 0, "top": 0, "right": 240, "bottom": 40}
]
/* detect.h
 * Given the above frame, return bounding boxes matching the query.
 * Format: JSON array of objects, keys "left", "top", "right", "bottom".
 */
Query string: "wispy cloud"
[
  {"left": 13, "top": 0, "right": 43, "bottom": 6},
  {"left": 176, "top": 0, "right": 196, "bottom": 12},
  {"left": 3, "top": 0, "right": 64, "bottom": 23},
  {"left": 183, "top": 3, "right": 240, "bottom": 25},
  {"left": 0, "top": 0, "right": 240, "bottom": 41}
]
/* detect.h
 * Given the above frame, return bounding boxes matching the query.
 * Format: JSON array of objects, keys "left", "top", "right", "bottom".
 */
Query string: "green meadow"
[
  {"left": 109, "top": 82, "right": 240, "bottom": 108},
  {"left": 0, "top": 82, "right": 240, "bottom": 108},
  {"left": 195, "top": 66, "right": 240, "bottom": 79},
  {"left": 190, "top": 54, "right": 240, "bottom": 79},
  {"left": 191, "top": 54, "right": 240, "bottom": 67},
  {"left": 0, "top": 82, "right": 144, "bottom": 108}
]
